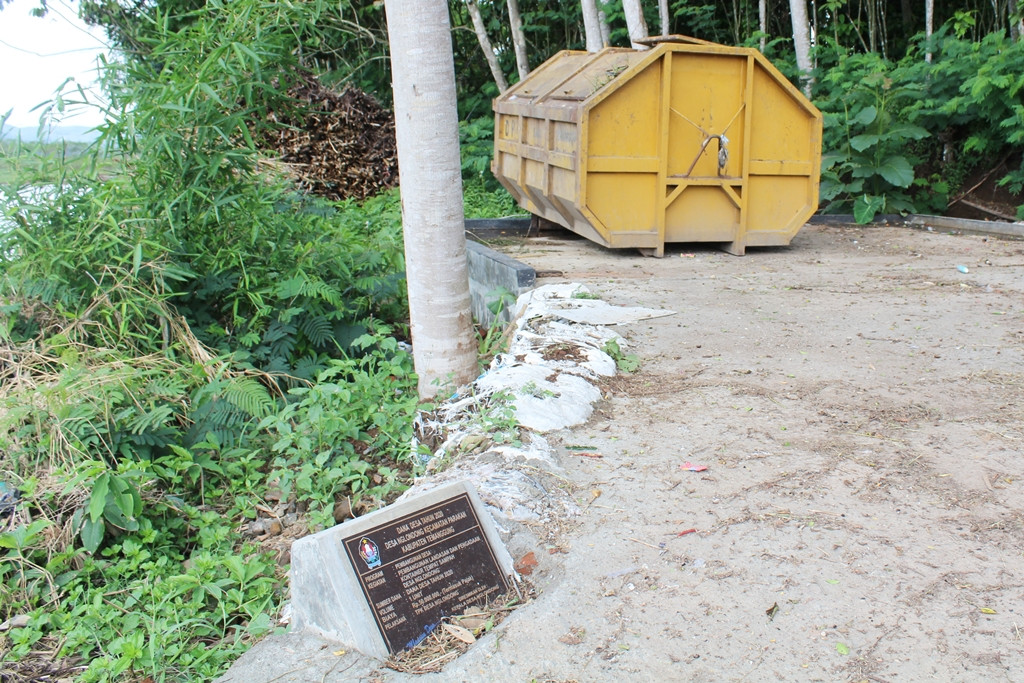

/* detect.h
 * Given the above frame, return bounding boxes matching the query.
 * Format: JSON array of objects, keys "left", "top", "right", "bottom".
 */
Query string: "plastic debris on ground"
[
  {"left": 403, "top": 283, "right": 675, "bottom": 544},
  {"left": 681, "top": 462, "right": 708, "bottom": 472},
  {"left": 0, "top": 481, "right": 19, "bottom": 517}
]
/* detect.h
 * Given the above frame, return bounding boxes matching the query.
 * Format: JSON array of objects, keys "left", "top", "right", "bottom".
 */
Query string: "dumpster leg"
[
  {"left": 722, "top": 238, "right": 746, "bottom": 256},
  {"left": 638, "top": 245, "right": 665, "bottom": 258}
]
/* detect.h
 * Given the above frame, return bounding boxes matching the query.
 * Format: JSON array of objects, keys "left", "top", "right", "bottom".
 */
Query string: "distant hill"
[{"left": 0, "top": 125, "right": 100, "bottom": 143}]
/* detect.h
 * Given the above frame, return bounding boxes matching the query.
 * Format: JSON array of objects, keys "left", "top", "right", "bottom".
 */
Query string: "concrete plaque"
[
  {"left": 289, "top": 481, "right": 515, "bottom": 659},
  {"left": 342, "top": 492, "right": 508, "bottom": 652}
]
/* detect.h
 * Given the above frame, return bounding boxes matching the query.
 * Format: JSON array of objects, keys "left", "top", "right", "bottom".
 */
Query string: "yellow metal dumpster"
[{"left": 491, "top": 37, "right": 822, "bottom": 256}]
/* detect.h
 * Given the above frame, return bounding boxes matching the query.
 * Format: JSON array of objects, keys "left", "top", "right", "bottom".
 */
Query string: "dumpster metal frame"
[{"left": 492, "top": 39, "right": 823, "bottom": 256}]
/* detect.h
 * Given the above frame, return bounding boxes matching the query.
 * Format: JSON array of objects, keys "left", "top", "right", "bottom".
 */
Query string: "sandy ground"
[{"left": 222, "top": 221, "right": 1024, "bottom": 682}]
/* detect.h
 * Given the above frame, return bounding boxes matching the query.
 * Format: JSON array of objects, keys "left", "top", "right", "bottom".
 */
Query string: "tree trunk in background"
[
  {"left": 658, "top": 0, "right": 670, "bottom": 36},
  {"left": 925, "top": 0, "right": 934, "bottom": 61},
  {"left": 1010, "top": 0, "right": 1023, "bottom": 41},
  {"left": 599, "top": 4, "right": 612, "bottom": 46},
  {"left": 582, "top": 0, "right": 604, "bottom": 51},
  {"left": 466, "top": 0, "right": 508, "bottom": 92},
  {"left": 789, "top": 0, "right": 812, "bottom": 96},
  {"left": 867, "top": 0, "right": 878, "bottom": 53},
  {"left": 507, "top": 0, "right": 530, "bottom": 80},
  {"left": 622, "top": 0, "right": 650, "bottom": 49},
  {"left": 384, "top": 0, "right": 478, "bottom": 398},
  {"left": 759, "top": 0, "right": 767, "bottom": 51}
]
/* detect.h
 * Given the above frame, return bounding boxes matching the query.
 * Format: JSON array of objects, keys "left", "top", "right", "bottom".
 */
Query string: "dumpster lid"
[{"left": 633, "top": 34, "right": 714, "bottom": 47}]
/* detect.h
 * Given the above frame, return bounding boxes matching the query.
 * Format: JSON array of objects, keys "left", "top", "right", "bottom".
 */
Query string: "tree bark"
[
  {"left": 507, "top": 0, "right": 530, "bottom": 80},
  {"left": 759, "top": 0, "right": 767, "bottom": 52},
  {"left": 622, "top": 0, "right": 650, "bottom": 49},
  {"left": 788, "top": 0, "right": 813, "bottom": 96},
  {"left": 581, "top": 0, "right": 604, "bottom": 51},
  {"left": 466, "top": 0, "right": 509, "bottom": 91},
  {"left": 658, "top": 0, "right": 670, "bottom": 36},
  {"left": 1010, "top": 0, "right": 1023, "bottom": 40},
  {"left": 598, "top": 4, "right": 612, "bottom": 46},
  {"left": 925, "top": 0, "right": 934, "bottom": 62},
  {"left": 384, "top": 0, "right": 478, "bottom": 398},
  {"left": 867, "top": 0, "right": 878, "bottom": 53},
  {"left": 465, "top": 0, "right": 508, "bottom": 91}
]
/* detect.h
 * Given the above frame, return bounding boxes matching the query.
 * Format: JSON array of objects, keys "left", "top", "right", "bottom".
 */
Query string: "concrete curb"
[{"left": 465, "top": 240, "right": 535, "bottom": 327}]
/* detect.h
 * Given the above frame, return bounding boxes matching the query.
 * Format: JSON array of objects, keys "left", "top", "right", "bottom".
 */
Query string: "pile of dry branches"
[{"left": 266, "top": 74, "right": 398, "bottom": 202}]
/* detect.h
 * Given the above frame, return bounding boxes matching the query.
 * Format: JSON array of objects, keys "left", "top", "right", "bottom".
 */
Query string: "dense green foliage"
[
  {"left": 0, "top": 1, "right": 421, "bottom": 679},
  {"left": 817, "top": 27, "right": 1024, "bottom": 220}
]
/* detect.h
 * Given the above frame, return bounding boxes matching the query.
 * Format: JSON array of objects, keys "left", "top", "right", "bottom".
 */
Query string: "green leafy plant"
[
  {"left": 259, "top": 333, "right": 418, "bottom": 529},
  {"left": 602, "top": 338, "right": 640, "bottom": 373},
  {"left": 818, "top": 60, "right": 929, "bottom": 223}
]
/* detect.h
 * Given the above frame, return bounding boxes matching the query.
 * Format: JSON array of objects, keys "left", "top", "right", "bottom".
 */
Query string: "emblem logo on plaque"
[{"left": 358, "top": 537, "right": 381, "bottom": 568}]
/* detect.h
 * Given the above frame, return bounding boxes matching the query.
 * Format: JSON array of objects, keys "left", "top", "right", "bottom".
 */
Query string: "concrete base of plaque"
[{"left": 289, "top": 481, "right": 516, "bottom": 659}]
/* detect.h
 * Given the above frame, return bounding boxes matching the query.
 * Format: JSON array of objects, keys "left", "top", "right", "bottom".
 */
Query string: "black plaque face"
[{"left": 341, "top": 492, "right": 509, "bottom": 653}]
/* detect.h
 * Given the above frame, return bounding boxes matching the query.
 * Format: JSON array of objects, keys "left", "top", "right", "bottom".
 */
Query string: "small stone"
[{"left": 0, "top": 614, "right": 31, "bottom": 631}]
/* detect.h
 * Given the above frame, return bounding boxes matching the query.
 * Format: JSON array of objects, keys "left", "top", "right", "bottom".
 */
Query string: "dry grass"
[{"left": 382, "top": 585, "right": 533, "bottom": 675}]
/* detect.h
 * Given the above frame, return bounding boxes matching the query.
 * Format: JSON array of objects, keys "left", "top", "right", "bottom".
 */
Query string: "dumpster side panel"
[
  {"left": 744, "top": 61, "right": 822, "bottom": 244},
  {"left": 665, "top": 187, "right": 740, "bottom": 242},
  {"left": 583, "top": 63, "right": 662, "bottom": 241},
  {"left": 666, "top": 52, "right": 747, "bottom": 178}
]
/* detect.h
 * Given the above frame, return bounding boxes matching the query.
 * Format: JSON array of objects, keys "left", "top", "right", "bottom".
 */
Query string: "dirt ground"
[{"left": 223, "top": 221, "right": 1024, "bottom": 682}]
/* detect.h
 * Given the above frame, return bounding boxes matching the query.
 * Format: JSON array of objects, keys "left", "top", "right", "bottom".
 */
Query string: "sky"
[{"left": 0, "top": 0, "right": 108, "bottom": 128}]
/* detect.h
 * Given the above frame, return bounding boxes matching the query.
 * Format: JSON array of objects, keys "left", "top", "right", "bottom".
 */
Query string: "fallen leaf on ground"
[
  {"left": 514, "top": 551, "right": 538, "bottom": 575},
  {"left": 443, "top": 623, "right": 477, "bottom": 644}
]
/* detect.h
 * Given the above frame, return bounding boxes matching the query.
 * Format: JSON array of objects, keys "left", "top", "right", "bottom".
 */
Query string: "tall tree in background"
[
  {"left": 507, "top": 0, "right": 530, "bottom": 79},
  {"left": 759, "top": 0, "right": 767, "bottom": 51},
  {"left": 925, "top": 0, "right": 935, "bottom": 61},
  {"left": 384, "top": 0, "right": 477, "bottom": 398},
  {"left": 789, "top": 0, "right": 812, "bottom": 95},
  {"left": 599, "top": 2, "right": 612, "bottom": 46},
  {"left": 623, "top": 0, "right": 650, "bottom": 49},
  {"left": 582, "top": 0, "right": 604, "bottom": 51},
  {"left": 466, "top": 0, "right": 509, "bottom": 91},
  {"left": 658, "top": 0, "right": 670, "bottom": 36}
]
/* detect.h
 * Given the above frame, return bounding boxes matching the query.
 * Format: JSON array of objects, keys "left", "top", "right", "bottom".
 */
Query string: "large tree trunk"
[
  {"left": 507, "top": 0, "right": 530, "bottom": 80},
  {"left": 581, "top": 0, "right": 604, "bottom": 51},
  {"left": 384, "top": 0, "right": 478, "bottom": 398},
  {"left": 789, "top": 0, "right": 813, "bottom": 96},
  {"left": 925, "top": 0, "right": 934, "bottom": 62},
  {"left": 466, "top": 0, "right": 509, "bottom": 91},
  {"left": 622, "top": 0, "right": 650, "bottom": 49},
  {"left": 658, "top": 0, "right": 670, "bottom": 36}
]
